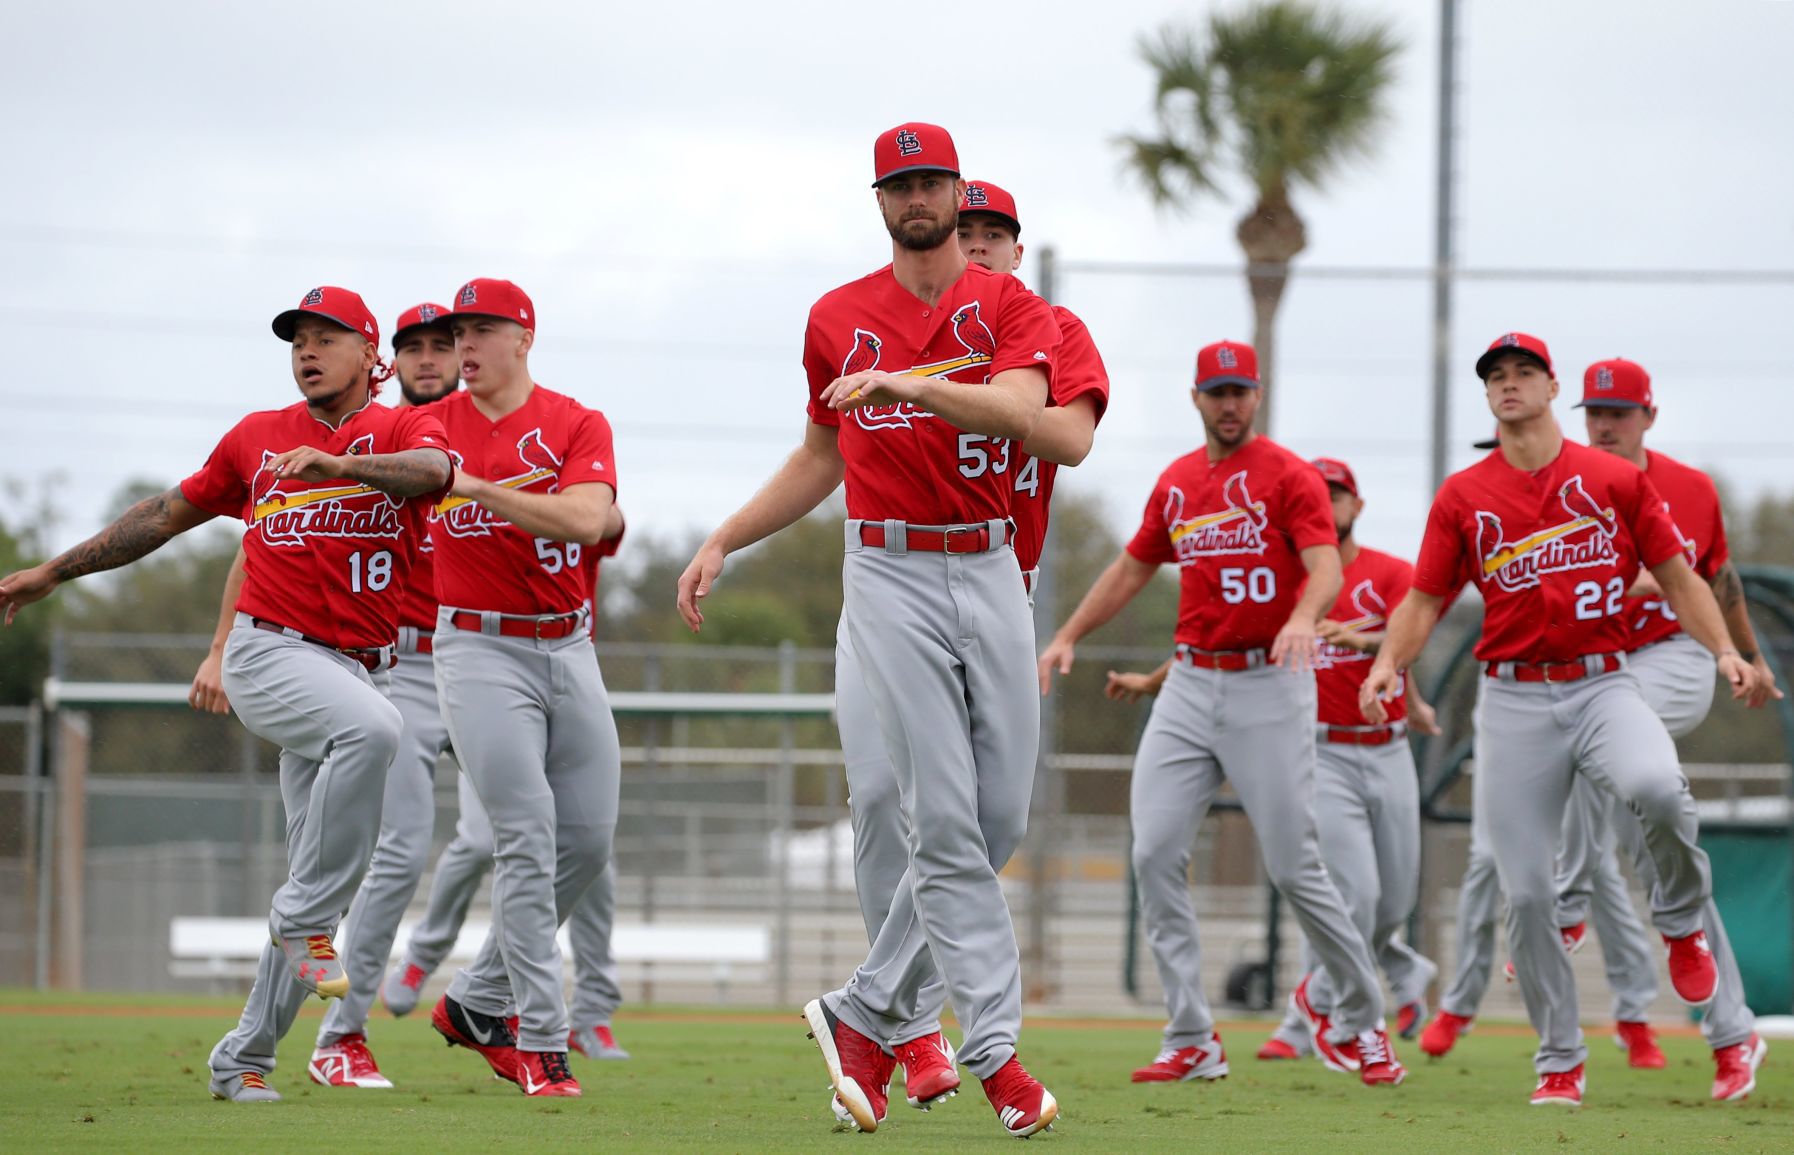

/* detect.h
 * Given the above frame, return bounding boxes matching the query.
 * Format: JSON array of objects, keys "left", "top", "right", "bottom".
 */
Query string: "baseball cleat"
[
  {"left": 1256, "top": 1036, "right": 1305, "bottom": 1061},
  {"left": 895, "top": 1030, "right": 960, "bottom": 1108},
  {"left": 1395, "top": 999, "right": 1427, "bottom": 1041},
  {"left": 1664, "top": 931, "right": 1718, "bottom": 1006},
  {"left": 569, "top": 1023, "right": 631, "bottom": 1060},
  {"left": 980, "top": 1055, "right": 1057, "bottom": 1138},
  {"left": 1712, "top": 1034, "right": 1767, "bottom": 1102},
  {"left": 381, "top": 959, "right": 430, "bottom": 1018},
  {"left": 276, "top": 932, "right": 349, "bottom": 1000},
  {"left": 1355, "top": 1028, "right": 1406, "bottom": 1086},
  {"left": 1133, "top": 1034, "right": 1228, "bottom": 1082},
  {"left": 1530, "top": 1064, "right": 1585, "bottom": 1107},
  {"left": 803, "top": 998, "right": 893, "bottom": 1133},
  {"left": 1291, "top": 976, "right": 1359, "bottom": 1073},
  {"left": 308, "top": 1033, "right": 393, "bottom": 1088},
  {"left": 1419, "top": 1010, "right": 1473, "bottom": 1058},
  {"left": 431, "top": 994, "right": 521, "bottom": 1085},
  {"left": 1504, "top": 921, "right": 1588, "bottom": 982},
  {"left": 209, "top": 1070, "right": 282, "bottom": 1102},
  {"left": 1612, "top": 1021, "right": 1666, "bottom": 1069},
  {"left": 516, "top": 1050, "right": 581, "bottom": 1097}
]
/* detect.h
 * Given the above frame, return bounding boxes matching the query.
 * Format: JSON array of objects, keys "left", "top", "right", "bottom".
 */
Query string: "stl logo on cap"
[
  {"left": 303, "top": 287, "right": 325, "bottom": 307},
  {"left": 895, "top": 129, "right": 922, "bottom": 157},
  {"left": 1216, "top": 346, "right": 1238, "bottom": 369},
  {"left": 1499, "top": 332, "right": 1521, "bottom": 348},
  {"left": 1595, "top": 366, "right": 1614, "bottom": 390},
  {"left": 418, "top": 304, "right": 439, "bottom": 323},
  {"left": 458, "top": 282, "right": 478, "bottom": 307},
  {"left": 965, "top": 183, "right": 990, "bottom": 208}
]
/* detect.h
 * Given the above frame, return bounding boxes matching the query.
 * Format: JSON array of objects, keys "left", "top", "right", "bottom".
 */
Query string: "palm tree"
[{"left": 1121, "top": 1, "right": 1401, "bottom": 433}]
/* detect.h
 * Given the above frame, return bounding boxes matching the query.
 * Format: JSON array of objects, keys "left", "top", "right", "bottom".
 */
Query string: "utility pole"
[{"left": 1429, "top": 0, "right": 1460, "bottom": 493}]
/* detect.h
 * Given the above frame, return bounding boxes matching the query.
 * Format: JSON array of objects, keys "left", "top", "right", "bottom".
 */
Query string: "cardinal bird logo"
[
  {"left": 841, "top": 328, "right": 883, "bottom": 376},
  {"left": 1317, "top": 579, "right": 1388, "bottom": 668},
  {"left": 1476, "top": 474, "right": 1621, "bottom": 592},
  {"left": 249, "top": 445, "right": 400, "bottom": 548},
  {"left": 437, "top": 428, "right": 563, "bottom": 535},
  {"left": 1164, "top": 471, "right": 1269, "bottom": 560}
]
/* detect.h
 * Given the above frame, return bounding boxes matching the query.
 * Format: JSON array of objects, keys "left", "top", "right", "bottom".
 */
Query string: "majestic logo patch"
[
  {"left": 251, "top": 435, "right": 402, "bottom": 547},
  {"left": 1475, "top": 475, "right": 1620, "bottom": 593},
  {"left": 458, "top": 282, "right": 478, "bottom": 306},
  {"left": 436, "top": 428, "right": 562, "bottom": 537},
  {"left": 303, "top": 288, "right": 325, "bottom": 306},
  {"left": 895, "top": 129, "right": 922, "bottom": 157},
  {"left": 964, "top": 183, "right": 989, "bottom": 207},
  {"left": 1164, "top": 471, "right": 1268, "bottom": 559}
]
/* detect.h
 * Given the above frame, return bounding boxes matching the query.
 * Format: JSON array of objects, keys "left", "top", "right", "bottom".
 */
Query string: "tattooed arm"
[
  {"left": 266, "top": 445, "right": 452, "bottom": 498},
  {"left": 0, "top": 488, "right": 215, "bottom": 624},
  {"left": 1711, "top": 561, "right": 1781, "bottom": 707}
]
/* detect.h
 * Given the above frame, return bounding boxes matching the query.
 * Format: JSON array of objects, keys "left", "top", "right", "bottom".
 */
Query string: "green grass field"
[{"left": 1, "top": 990, "right": 1787, "bottom": 1153}]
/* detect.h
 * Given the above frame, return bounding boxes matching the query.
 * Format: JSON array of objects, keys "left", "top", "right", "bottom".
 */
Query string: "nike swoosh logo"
[
  {"left": 522, "top": 1066, "right": 545, "bottom": 1094},
  {"left": 466, "top": 1017, "right": 494, "bottom": 1045}
]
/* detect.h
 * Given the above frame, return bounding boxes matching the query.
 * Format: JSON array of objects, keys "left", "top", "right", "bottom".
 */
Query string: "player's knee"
[
  {"left": 1623, "top": 775, "right": 1694, "bottom": 831},
  {"left": 345, "top": 695, "right": 404, "bottom": 766}
]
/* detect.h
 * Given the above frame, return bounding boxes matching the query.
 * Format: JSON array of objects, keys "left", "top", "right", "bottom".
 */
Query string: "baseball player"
[
  {"left": 426, "top": 278, "right": 622, "bottom": 1099},
  {"left": 1, "top": 287, "right": 452, "bottom": 1102},
  {"left": 1039, "top": 343, "right": 1406, "bottom": 1088},
  {"left": 1362, "top": 332, "right": 1755, "bottom": 1107},
  {"left": 824, "top": 179, "right": 1108, "bottom": 1123},
  {"left": 676, "top": 124, "right": 1062, "bottom": 1137}
]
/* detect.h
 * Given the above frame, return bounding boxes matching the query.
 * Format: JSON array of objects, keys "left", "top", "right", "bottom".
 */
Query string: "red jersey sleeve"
[
  {"left": 1279, "top": 465, "right": 1338, "bottom": 552},
  {"left": 558, "top": 409, "right": 619, "bottom": 493},
  {"left": 390, "top": 407, "right": 455, "bottom": 505},
  {"left": 179, "top": 423, "right": 250, "bottom": 521},
  {"left": 1051, "top": 310, "right": 1110, "bottom": 419},
  {"left": 803, "top": 308, "right": 842, "bottom": 429},
  {"left": 988, "top": 278, "right": 1061, "bottom": 378},
  {"left": 1125, "top": 477, "right": 1177, "bottom": 566},
  {"left": 1623, "top": 473, "right": 1685, "bottom": 571},
  {"left": 1413, "top": 488, "right": 1471, "bottom": 598}
]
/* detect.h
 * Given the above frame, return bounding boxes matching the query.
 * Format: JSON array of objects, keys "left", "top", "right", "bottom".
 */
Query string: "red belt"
[
  {"left": 1175, "top": 645, "right": 1269, "bottom": 672},
  {"left": 415, "top": 634, "right": 434, "bottom": 654},
  {"left": 447, "top": 609, "right": 584, "bottom": 639},
  {"left": 1321, "top": 722, "right": 1406, "bottom": 746},
  {"left": 858, "top": 521, "right": 1012, "bottom": 554},
  {"left": 398, "top": 627, "right": 435, "bottom": 655},
  {"left": 250, "top": 618, "right": 393, "bottom": 672},
  {"left": 1484, "top": 654, "right": 1624, "bottom": 683}
]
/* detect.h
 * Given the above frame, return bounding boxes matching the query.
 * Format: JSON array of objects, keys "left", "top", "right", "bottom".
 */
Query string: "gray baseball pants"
[
  {"left": 1131, "top": 660, "right": 1383, "bottom": 1050},
  {"left": 1475, "top": 664, "right": 1711, "bottom": 1074},
  {"left": 437, "top": 610, "right": 621, "bottom": 1051},
  {"left": 825, "top": 524, "right": 1038, "bottom": 1081},
  {"left": 209, "top": 617, "right": 402, "bottom": 1079},
  {"left": 318, "top": 641, "right": 451, "bottom": 1047}
]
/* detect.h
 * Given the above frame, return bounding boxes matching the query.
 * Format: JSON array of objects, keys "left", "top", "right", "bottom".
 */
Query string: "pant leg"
[
  {"left": 1126, "top": 662, "right": 1226, "bottom": 1050},
  {"left": 1379, "top": 938, "right": 1438, "bottom": 1009},
  {"left": 568, "top": 867, "right": 623, "bottom": 1026},
  {"left": 1366, "top": 740, "right": 1431, "bottom": 1005},
  {"left": 1553, "top": 774, "right": 1608, "bottom": 928},
  {"left": 1218, "top": 669, "right": 1381, "bottom": 1035},
  {"left": 1303, "top": 742, "right": 1380, "bottom": 1017},
  {"left": 828, "top": 546, "right": 1038, "bottom": 1080},
  {"left": 1475, "top": 680, "right": 1585, "bottom": 1074},
  {"left": 1584, "top": 826, "right": 1657, "bottom": 1022},
  {"left": 403, "top": 772, "right": 495, "bottom": 974},
  {"left": 1438, "top": 802, "right": 1503, "bottom": 1018},
  {"left": 1273, "top": 937, "right": 1316, "bottom": 1044},
  {"left": 320, "top": 653, "right": 450, "bottom": 1045}
]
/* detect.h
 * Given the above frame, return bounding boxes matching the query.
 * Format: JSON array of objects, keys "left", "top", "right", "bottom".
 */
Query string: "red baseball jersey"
[
  {"left": 579, "top": 518, "right": 625, "bottom": 635},
  {"left": 397, "top": 512, "right": 441, "bottom": 631},
  {"left": 179, "top": 399, "right": 450, "bottom": 649},
  {"left": 803, "top": 261, "right": 1061, "bottom": 524},
  {"left": 1127, "top": 437, "right": 1338, "bottom": 652},
  {"left": 1625, "top": 449, "right": 1729, "bottom": 651},
  {"left": 1412, "top": 440, "right": 1684, "bottom": 662},
  {"left": 1011, "top": 306, "right": 1110, "bottom": 575},
  {"left": 429, "top": 385, "right": 618, "bottom": 615},
  {"left": 1315, "top": 547, "right": 1412, "bottom": 726}
]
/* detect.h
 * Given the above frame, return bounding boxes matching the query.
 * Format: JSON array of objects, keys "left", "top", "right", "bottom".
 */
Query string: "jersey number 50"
[{"left": 1219, "top": 566, "right": 1277, "bottom": 604}]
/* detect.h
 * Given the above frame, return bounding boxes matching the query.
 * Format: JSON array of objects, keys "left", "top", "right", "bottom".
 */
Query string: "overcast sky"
[{"left": 5, "top": 0, "right": 1791, "bottom": 572}]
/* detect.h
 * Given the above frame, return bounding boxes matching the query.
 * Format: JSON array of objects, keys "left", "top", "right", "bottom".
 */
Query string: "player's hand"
[
  {"left": 188, "top": 650, "right": 231, "bottom": 715},
  {"left": 819, "top": 371, "right": 923, "bottom": 413},
  {"left": 1407, "top": 693, "right": 1441, "bottom": 736},
  {"left": 267, "top": 445, "right": 348, "bottom": 483},
  {"left": 449, "top": 470, "right": 492, "bottom": 500},
  {"left": 0, "top": 564, "right": 58, "bottom": 626},
  {"left": 1316, "top": 620, "right": 1373, "bottom": 653},
  {"left": 1270, "top": 616, "right": 1320, "bottom": 672},
  {"left": 676, "top": 542, "right": 727, "bottom": 633},
  {"left": 1359, "top": 661, "right": 1402, "bottom": 725},
  {"left": 1717, "top": 651, "right": 1756, "bottom": 702},
  {"left": 1745, "top": 655, "right": 1783, "bottom": 709},
  {"left": 1627, "top": 570, "right": 1664, "bottom": 599},
  {"left": 1104, "top": 669, "right": 1164, "bottom": 703},
  {"left": 1037, "top": 637, "right": 1076, "bottom": 696}
]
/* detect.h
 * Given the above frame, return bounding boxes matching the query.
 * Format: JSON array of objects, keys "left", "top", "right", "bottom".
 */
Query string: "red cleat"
[
  {"left": 1712, "top": 1034, "right": 1767, "bottom": 1102},
  {"left": 1613, "top": 1021, "right": 1666, "bottom": 1069},
  {"left": 1291, "top": 976, "right": 1358, "bottom": 1072},
  {"left": 981, "top": 1056, "right": 1057, "bottom": 1138},
  {"left": 430, "top": 995, "right": 520, "bottom": 1085},
  {"left": 894, "top": 1031, "right": 960, "bottom": 1109},
  {"left": 1256, "top": 1037, "right": 1303, "bottom": 1061},
  {"left": 1664, "top": 931, "right": 1718, "bottom": 1006},
  {"left": 307, "top": 1033, "right": 392, "bottom": 1088},
  {"left": 516, "top": 1050, "right": 581, "bottom": 1097},
  {"left": 1132, "top": 1035, "right": 1228, "bottom": 1082},
  {"left": 1419, "top": 1010, "right": 1473, "bottom": 1058},
  {"left": 1356, "top": 1028, "right": 1406, "bottom": 1086},
  {"left": 803, "top": 998, "right": 894, "bottom": 1133},
  {"left": 1530, "top": 1063, "right": 1585, "bottom": 1107},
  {"left": 1395, "top": 1001, "right": 1426, "bottom": 1040}
]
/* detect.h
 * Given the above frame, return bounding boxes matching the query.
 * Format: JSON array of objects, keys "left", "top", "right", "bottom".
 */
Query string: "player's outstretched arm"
[
  {"left": 1405, "top": 671, "right": 1441, "bottom": 736},
  {"left": 601, "top": 503, "right": 626, "bottom": 543},
  {"left": 820, "top": 367, "right": 1048, "bottom": 442},
  {"left": 1019, "top": 396, "right": 1100, "bottom": 467},
  {"left": 189, "top": 544, "right": 246, "bottom": 715},
  {"left": 1105, "top": 658, "right": 1173, "bottom": 704},
  {"left": 1037, "top": 550, "right": 1158, "bottom": 695},
  {"left": 1653, "top": 553, "right": 1756, "bottom": 701},
  {"left": 0, "top": 487, "right": 215, "bottom": 625},
  {"left": 677, "top": 422, "right": 845, "bottom": 633},
  {"left": 1272, "top": 544, "right": 1343, "bottom": 672},
  {"left": 268, "top": 445, "right": 452, "bottom": 498},
  {"left": 1360, "top": 590, "right": 1445, "bottom": 724},
  {"left": 454, "top": 478, "right": 614, "bottom": 545},
  {"left": 1710, "top": 561, "right": 1781, "bottom": 707}
]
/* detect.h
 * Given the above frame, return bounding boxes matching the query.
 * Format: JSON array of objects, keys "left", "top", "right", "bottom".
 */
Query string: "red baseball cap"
[
  {"left": 1475, "top": 331, "right": 1552, "bottom": 380},
  {"left": 959, "top": 180, "right": 1021, "bottom": 236},
  {"left": 871, "top": 123, "right": 959, "bottom": 188},
  {"left": 1194, "top": 340, "right": 1260, "bottom": 392},
  {"left": 272, "top": 286, "right": 378, "bottom": 345},
  {"left": 1575, "top": 358, "right": 1654, "bottom": 410},
  {"left": 1312, "top": 457, "right": 1359, "bottom": 497},
  {"left": 391, "top": 302, "right": 454, "bottom": 348},
  {"left": 450, "top": 278, "right": 535, "bottom": 332}
]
